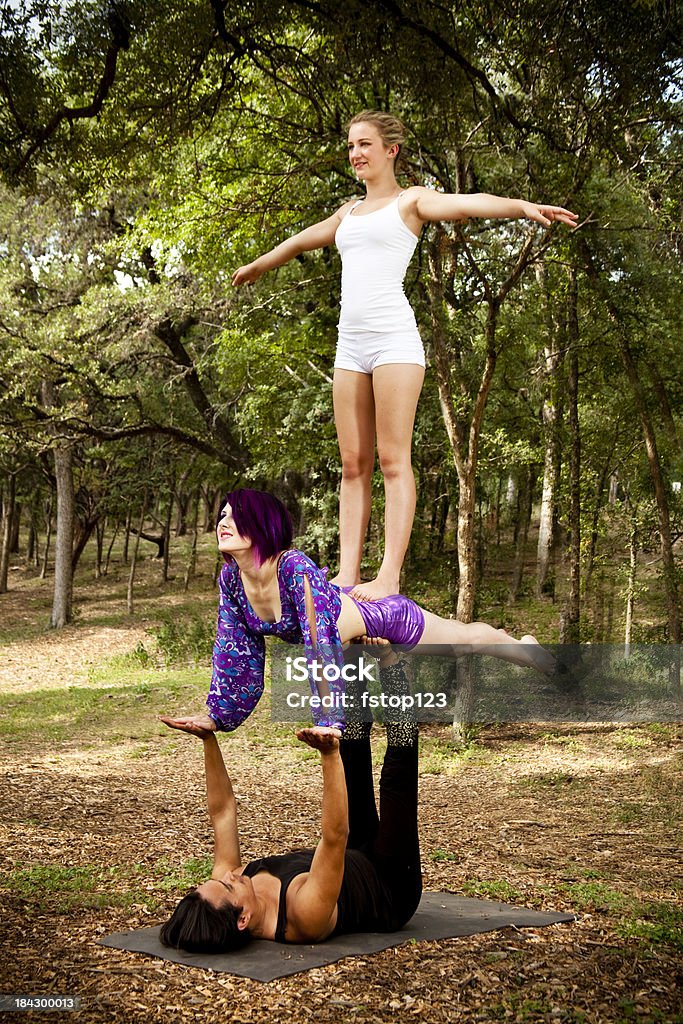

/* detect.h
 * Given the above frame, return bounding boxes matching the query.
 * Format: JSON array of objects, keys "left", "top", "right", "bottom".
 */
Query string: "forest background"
[{"left": 0, "top": 0, "right": 681, "bottom": 651}]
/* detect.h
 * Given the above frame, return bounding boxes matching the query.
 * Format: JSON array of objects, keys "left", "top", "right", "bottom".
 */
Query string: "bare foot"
[
  {"left": 328, "top": 573, "right": 360, "bottom": 589},
  {"left": 350, "top": 576, "right": 400, "bottom": 602},
  {"left": 520, "top": 635, "right": 556, "bottom": 676}
]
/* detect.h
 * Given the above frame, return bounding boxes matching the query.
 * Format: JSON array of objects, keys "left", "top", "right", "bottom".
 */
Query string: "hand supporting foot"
[
  {"left": 355, "top": 634, "right": 400, "bottom": 667},
  {"left": 296, "top": 726, "right": 342, "bottom": 752},
  {"left": 160, "top": 714, "right": 217, "bottom": 739}
]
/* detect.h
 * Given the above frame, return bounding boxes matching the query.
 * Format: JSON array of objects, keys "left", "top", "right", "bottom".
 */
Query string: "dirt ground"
[{"left": 1, "top": 581, "right": 681, "bottom": 1024}]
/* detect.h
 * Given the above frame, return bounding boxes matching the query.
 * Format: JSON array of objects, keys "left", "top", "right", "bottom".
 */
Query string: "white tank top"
[{"left": 335, "top": 195, "right": 419, "bottom": 334}]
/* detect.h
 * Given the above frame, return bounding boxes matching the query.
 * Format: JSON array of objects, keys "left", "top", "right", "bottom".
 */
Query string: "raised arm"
[
  {"left": 288, "top": 727, "right": 348, "bottom": 941},
  {"left": 410, "top": 187, "right": 577, "bottom": 229},
  {"left": 158, "top": 726, "right": 241, "bottom": 873},
  {"left": 232, "top": 204, "right": 351, "bottom": 286},
  {"left": 203, "top": 733, "right": 242, "bottom": 875}
]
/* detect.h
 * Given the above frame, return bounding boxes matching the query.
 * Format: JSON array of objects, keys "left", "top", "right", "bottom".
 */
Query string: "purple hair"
[{"left": 218, "top": 488, "right": 293, "bottom": 565}]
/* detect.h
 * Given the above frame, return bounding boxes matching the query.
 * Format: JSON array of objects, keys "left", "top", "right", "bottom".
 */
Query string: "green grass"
[
  {"left": 462, "top": 879, "right": 525, "bottom": 903},
  {"left": 548, "top": 881, "right": 683, "bottom": 952},
  {"left": 151, "top": 856, "right": 213, "bottom": 892},
  {"left": 0, "top": 669, "right": 207, "bottom": 745},
  {"left": 610, "top": 729, "right": 653, "bottom": 750},
  {"left": 2, "top": 863, "right": 150, "bottom": 912},
  {"left": 561, "top": 880, "right": 629, "bottom": 911},
  {"left": 429, "top": 848, "right": 459, "bottom": 863},
  {"left": 2, "top": 854, "right": 216, "bottom": 913},
  {"left": 149, "top": 612, "right": 216, "bottom": 666},
  {"left": 418, "top": 735, "right": 500, "bottom": 775},
  {"left": 513, "top": 771, "right": 580, "bottom": 790},
  {"left": 618, "top": 901, "right": 683, "bottom": 951}
]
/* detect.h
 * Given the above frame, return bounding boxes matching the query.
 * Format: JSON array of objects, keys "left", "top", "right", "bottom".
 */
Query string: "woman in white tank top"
[{"left": 233, "top": 112, "right": 577, "bottom": 601}]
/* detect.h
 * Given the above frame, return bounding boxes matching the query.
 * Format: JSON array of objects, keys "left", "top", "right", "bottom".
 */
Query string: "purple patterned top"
[{"left": 206, "top": 549, "right": 346, "bottom": 732}]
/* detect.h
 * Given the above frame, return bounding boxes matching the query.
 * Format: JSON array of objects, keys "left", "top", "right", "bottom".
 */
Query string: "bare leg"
[
  {"left": 352, "top": 363, "right": 425, "bottom": 601},
  {"left": 419, "top": 610, "right": 556, "bottom": 675},
  {"left": 329, "top": 369, "right": 376, "bottom": 588}
]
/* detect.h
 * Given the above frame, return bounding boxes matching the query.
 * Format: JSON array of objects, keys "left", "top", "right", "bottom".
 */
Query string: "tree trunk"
[
  {"left": 509, "top": 466, "right": 534, "bottom": 603},
  {"left": 50, "top": 441, "right": 75, "bottom": 628},
  {"left": 127, "top": 492, "right": 148, "bottom": 615},
  {"left": 183, "top": 488, "right": 200, "bottom": 591},
  {"left": 536, "top": 362, "right": 563, "bottom": 598},
  {"left": 583, "top": 457, "right": 610, "bottom": 600},
  {"left": 162, "top": 478, "right": 174, "bottom": 582},
  {"left": 625, "top": 520, "right": 637, "bottom": 658},
  {"left": 455, "top": 467, "right": 478, "bottom": 621},
  {"left": 561, "top": 267, "right": 581, "bottom": 643},
  {"left": 41, "top": 378, "right": 75, "bottom": 628},
  {"left": 0, "top": 473, "right": 16, "bottom": 594},
  {"left": 71, "top": 517, "right": 98, "bottom": 572},
  {"left": 104, "top": 522, "right": 119, "bottom": 575},
  {"left": 9, "top": 500, "right": 21, "bottom": 553},
  {"left": 123, "top": 508, "right": 132, "bottom": 563},
  {"left": 535, "top": 260, "right": 566, "bottom": 600},
  {"left": 95, "top": 518, "right": 105, "bottom": 579},
  {"left": 41, "top": 493, "right": 54, "bottom": 579}
]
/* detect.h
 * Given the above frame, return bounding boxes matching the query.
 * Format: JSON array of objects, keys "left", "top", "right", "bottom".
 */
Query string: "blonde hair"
[{"left": 347, "top": 110, "right": 406, "bottom": 166}]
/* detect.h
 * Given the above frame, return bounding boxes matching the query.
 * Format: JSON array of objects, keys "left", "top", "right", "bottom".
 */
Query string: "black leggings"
[{"left": 340, "top": 734, "right": 422, "bottom": 928}]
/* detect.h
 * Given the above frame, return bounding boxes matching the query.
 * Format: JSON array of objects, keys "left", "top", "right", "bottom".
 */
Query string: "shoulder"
[
  {"left": 400, "top": 185, "right": 427, "bottom": 200},
  {"left": 399, "top": 185, "right": 429, "bottom": 210},
  {"left": 218, "top": 559, "right": 241, "bottom": 593},
  {"left": 279, "top": 548, "right": 320, "bottom": 578}
]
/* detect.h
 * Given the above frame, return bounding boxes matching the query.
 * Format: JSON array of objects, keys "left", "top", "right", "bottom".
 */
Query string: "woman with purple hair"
[{"left": 163, "top": 488, "right": 555, "bottom": 736}]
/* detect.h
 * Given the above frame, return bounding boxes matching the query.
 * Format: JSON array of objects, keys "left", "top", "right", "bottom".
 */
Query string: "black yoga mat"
[{"left": 100, "top": 893, "right": 574, "bottom": 982}]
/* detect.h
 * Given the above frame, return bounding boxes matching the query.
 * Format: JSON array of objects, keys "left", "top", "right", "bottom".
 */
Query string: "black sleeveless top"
[{"left": 243, "top": 848, "right": 405, "bottom": 941}]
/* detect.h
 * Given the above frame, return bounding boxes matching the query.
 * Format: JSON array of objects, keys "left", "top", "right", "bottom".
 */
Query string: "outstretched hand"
[
  {"left": 296, "top": 726, "right": 342, "bottom": 754},
  {"left": 160, "top": 714, "right": 217, "bottom": 740},
  {"left": 521, "top": 203, "right": 578, "bottom": 229},
  {"left": 232, "top": 262, "right": 263, "bottom": 287}
]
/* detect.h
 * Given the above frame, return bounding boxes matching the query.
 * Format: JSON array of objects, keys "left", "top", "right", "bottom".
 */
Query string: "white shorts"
[{"left": 334, "top": 330, "right": 425, "bottom": 374}]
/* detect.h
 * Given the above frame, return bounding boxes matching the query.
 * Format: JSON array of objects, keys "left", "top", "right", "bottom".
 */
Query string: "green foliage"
[
  {"left": 150, "top": 613, "right": 215, "bottom": 666},
  {"left": 0, "top": 0, "right": 680, "bottom": 641}
]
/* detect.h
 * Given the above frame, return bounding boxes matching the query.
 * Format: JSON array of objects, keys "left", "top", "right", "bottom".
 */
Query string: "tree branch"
[{"left": 12, "top": 5, "right": 131, "bottom": 177}]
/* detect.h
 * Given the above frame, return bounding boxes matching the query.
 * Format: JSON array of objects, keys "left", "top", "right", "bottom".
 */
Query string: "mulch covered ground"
[{"left": 1, "top": 610, "right": 681, "bottom": 1023}]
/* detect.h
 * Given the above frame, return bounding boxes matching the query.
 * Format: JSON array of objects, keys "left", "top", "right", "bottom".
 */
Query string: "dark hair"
[
  {"left": 160, "top": 890, "right": 251, "bottom": 953},
  {"left": 218, "top": 488, "right": 293, "bottom": 566}
]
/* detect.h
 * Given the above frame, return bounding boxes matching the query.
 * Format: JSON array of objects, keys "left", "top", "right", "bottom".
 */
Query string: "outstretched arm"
[
  {"left": 288, "top": 727, "right": 348, "bottom": 941},
  {"left": 232, "top": 205, "right": 349, "bottom": 286},
  {"left": 412, "top": 187, "right": 577, "bottom": 228},
  {"left": 161, "top": 721, "right": 242, "bottom": 874},
  {"left": 206, "top": 565, "right": 266, "bottom": 732},
  {"left": 203, "top": 732, "right": 242, "bottom": 874}
]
